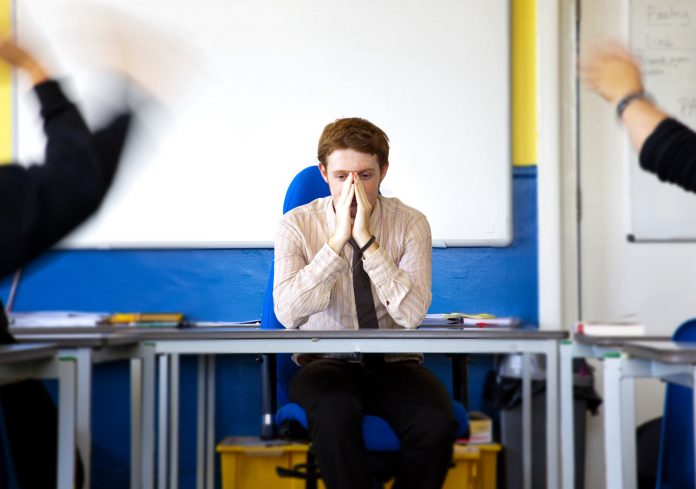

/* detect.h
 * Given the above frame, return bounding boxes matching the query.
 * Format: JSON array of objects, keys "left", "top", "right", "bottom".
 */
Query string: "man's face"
[{"left": 319, "top": 149, "right": 388, "bottom": 218}]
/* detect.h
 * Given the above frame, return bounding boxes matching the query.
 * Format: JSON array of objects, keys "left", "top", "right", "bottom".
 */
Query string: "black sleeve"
[
  {"left": 0, "top": 80, "right": 133, "bottom": 278},
  {"left": 639, "top": 117, "right": 696, "bottom": 193}
]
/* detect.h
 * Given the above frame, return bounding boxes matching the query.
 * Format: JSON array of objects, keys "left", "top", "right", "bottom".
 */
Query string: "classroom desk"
[
  {"left": 600, "top": 341, "right": 696, "bottom": 489},
  {"left": 10, "top": 328, "right": 154, "bottom": 489},
  {"left": 143, "top": 328, "right": 567, "bottom": 489},
  {"left": 0, "top": 343, "right": 76, "bottom": 489},
  {"left": 559, "top": 335, "right": 671, "bottom": 489}
]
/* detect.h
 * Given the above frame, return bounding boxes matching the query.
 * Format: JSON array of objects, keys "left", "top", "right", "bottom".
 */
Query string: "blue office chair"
[
  {"left": 655, "top": 318, "right": 696, "bottom": 489},
  {"left": 260, "top": 165, "right": 469, "bottom": 488}
]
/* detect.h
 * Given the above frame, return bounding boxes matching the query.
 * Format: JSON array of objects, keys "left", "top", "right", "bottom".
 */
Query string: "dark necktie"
[
  {"left": 349, "top": 240, "right": 384, "bottom": 367},
  {"left": 349, "top": 239, "right": 379, "bottom": 329}
]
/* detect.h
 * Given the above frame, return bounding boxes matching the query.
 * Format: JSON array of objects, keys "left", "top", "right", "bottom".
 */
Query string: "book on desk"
[
  {"left": 106, "top": 313, "right": 187, "bottom": 328},
  {"left": 574, "top": 320, "right": 646, "bottom": 337}
]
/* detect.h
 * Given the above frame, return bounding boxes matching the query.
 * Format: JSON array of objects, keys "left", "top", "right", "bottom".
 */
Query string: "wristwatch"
[{"left": 616, "top": 91, "right": 645, "bottom": 118}]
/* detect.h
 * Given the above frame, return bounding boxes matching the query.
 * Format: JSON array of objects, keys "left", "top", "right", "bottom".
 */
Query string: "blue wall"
[{"left": 1, "top": 167, "right": 537, "bottom": 488}]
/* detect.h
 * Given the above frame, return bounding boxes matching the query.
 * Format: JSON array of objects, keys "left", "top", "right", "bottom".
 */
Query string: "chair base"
[{"left": 276, "top": 450, "right": 321, "bottom": 489}]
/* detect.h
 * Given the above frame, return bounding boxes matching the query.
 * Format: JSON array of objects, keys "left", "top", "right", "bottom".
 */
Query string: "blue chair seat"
[{"left": 277, "top": 400, "right": 469, "bottom": 452}]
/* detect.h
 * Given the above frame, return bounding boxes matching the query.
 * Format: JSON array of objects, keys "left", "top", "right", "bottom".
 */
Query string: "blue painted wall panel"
[{"left": 4, "top": 249, "right": 272, "bottom": 321}]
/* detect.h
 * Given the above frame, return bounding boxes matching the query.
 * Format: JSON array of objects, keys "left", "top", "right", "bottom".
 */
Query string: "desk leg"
[
  {"left": 521, "top": 353, "right": 531, "bottom": 489},
  {"left": 158, "top": 354, "right": 169, "bottom": 489},
  {"left": 546, "top": 341, "right": 560, "bottom": 489},
  {"left": 603, "top": 356, "right": 624, "bottom": 489},
  {"left": 169, "top": 354, "right": 180, "bottom": 489},
  {"left": 131, "top": 358, "right": 143, "bottom": 489},
  {"left": 559, "top": 341, "right": 575, "bottom": 489},
  {"left": 57, "top": 357, "right": 76, "bottom": 489},
  {"left": 206, "top": 355, "right": 216, "bottom": 489},
  {"left": 73, "top": 348, "right": 93, "bottom": 489},
  {"left": 196, "top": 356, "right": 205, "bottom": 489},
  {"left": 621, "top": 377, "right": 637, "bottom": 489},
  {"left": 141, "top": 344, "right": 157, "bottom": 489}
]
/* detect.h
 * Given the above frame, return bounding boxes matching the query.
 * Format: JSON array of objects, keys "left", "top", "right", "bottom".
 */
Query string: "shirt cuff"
[
  {"left": 362, "top": 246, "right": 396, "bottom": 287},
  {"left": 306, "top": 243, "right": 346, "bottom": 282},
  {"left": 35, "top": 80, "right": 72, "bottom": 119}
]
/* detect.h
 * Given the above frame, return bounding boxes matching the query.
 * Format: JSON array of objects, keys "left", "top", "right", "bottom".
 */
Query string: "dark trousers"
[
  {"left": 0, "top": 305, "right": 64, "bottom": 489},
  {"left": 0, "top": 380, "right": 59, "bottom": 488},
  {"left": 289, "top": 358, "right": 457, "bottom": 489}
]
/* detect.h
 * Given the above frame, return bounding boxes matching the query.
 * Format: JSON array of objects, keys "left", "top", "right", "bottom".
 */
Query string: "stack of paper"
[
  {"left": 466, "top": 411, "right": 493, "bottom": 444},
  {"left": 9, "top": 311, "right": 108, "bottom": 328},
  {"left": 574, "top": 320, "right": 645, "bottom": 336}
]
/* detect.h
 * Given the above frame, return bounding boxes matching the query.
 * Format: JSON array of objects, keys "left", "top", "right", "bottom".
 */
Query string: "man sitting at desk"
[{"left": 274, "top": 118, "right": 456, "bottom": 489}]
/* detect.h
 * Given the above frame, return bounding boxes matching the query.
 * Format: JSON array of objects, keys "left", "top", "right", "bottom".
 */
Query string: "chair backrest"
[
  {"left": 656, "top": 318, "right": 696, "bottom": 489},
  {"left": 261, "top": 165, "right": 330, "bottom": 406}
]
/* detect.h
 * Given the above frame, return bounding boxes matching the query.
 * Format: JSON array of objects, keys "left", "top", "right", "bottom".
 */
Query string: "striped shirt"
[{"left": 273, "top": 195, "right": 432, "bottom": 362}]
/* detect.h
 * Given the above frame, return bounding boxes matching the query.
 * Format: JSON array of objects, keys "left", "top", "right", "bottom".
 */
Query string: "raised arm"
[
  {"left": 0, "top": 38, "right": 133, "bottom": 277},
  {"left": 582, "top": 42, "right": 696, "bottom": 192},
  {"left": 581, "top": 43, "right": 668, "bottom": 152}
]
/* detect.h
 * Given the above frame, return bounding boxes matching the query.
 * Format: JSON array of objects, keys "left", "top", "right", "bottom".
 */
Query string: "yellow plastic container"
[
  {"left": 473, "top": 443, "right": 502, "bottom": 489},
  {"left": 384, "top": 444, "right": 480, "bottom": 489},
  {"left": 217, "top": 437, "right": 326, "bottom": 489},
  {"left": 218, "top": 437, "right": 499, "bottom": 489},
  {"left": 442, "top": 444, "right": 481, "bottom": 489}
]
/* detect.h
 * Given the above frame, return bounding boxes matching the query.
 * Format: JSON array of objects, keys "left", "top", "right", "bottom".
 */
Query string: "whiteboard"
[
  {"left": 14, "top": 0, "right": 511, "bottom": 248},
  {"left": 629, "top": 0, "right": 696, "bottom": 241}
]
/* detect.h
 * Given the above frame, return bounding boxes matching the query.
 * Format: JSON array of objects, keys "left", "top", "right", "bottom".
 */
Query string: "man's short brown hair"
[{"left": 317, "top": 118, "right": 389, "bottom": 169}]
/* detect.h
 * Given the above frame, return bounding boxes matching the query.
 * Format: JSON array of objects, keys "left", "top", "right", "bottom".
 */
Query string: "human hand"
[
  {"left": 352, "top": 172, "right": 373, "bottom": 247},
  {"left": 0, "top": 38, "right": 49, "bottom": 85},
  {"left": 581, "top": 43, "right": 643, "bottom": 104},
  {"left": 328, "top": 172, "right": 355, "bottom": 253}
]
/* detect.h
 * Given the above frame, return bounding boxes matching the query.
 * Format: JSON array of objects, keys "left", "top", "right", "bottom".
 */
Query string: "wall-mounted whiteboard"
[
  {"left": 15, "top": 0, "right": 511, "bottom": 248},
  {"left": 629, "top": 0, "right": 696, "bottom": 241}
]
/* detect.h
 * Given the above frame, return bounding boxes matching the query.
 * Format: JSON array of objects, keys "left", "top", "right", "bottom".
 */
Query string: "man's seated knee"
[
  {"left": 306, "top": 385, "right": 364, "bottom": 423},
  {"left": 400, "top": 408, "right": 457, "bottom": 449}
]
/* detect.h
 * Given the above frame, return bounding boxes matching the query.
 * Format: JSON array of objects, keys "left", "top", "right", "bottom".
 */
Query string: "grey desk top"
[
  {"left": 11, "top": 328, "right": 141, "bottom": 348},
  {"left": 623, "top": 341, "right": 696, "bottom": 364},
  {"left": 129, "top": 327, "right": 568, "bottom": 341},
  {"left": 575, "top": 334, "right": 671, "bottom": 348},
  {"left": 0, "top": 343, "right": 58, "bottom": 364}
]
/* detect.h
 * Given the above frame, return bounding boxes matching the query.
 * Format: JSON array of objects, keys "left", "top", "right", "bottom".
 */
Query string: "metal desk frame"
[
  {"left": 0, "top": 343, "right": 76, "bottom": 489},
  {"left": 145, "top": 328, "right": 566, "bottom": 489},
  {"left": 11, "top": 331, "right": 156, "bottom": 489},
  {"left": 559, "top": 336, "right": 660, "bottom": 489},
  {"left": 601, "top": 341, "right": 696, "bottom": 489}
]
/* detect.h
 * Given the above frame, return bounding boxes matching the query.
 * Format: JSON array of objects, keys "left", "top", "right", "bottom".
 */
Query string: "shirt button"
[{"left": 386, "top": 300, "right": 390, "bottom": 305}]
